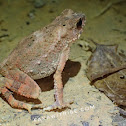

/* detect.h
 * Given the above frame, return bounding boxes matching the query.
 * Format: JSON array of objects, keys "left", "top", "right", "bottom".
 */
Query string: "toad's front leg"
[{"left": 43, "top": 47, "right": 73, "bottom": 111}]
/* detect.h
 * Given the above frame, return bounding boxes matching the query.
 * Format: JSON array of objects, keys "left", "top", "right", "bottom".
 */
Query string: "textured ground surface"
[{"left": 0, "top": 0, "right": 126, "bottom": 126}]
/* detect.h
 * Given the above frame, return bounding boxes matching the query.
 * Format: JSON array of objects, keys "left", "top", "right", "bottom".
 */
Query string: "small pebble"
[
  {"left": 26, "top": 21, "right": 30, "bottom": 25},
  {"left": 31, "top": 114, "right": 43, "bottom": 120},
  {"left": 34, "top": 0, "right": 46, "bottom": 8},
  {"left": 28, "top": 10, "right": 36, "bottom": 19},
  {"left": 81, "top": 121, "right": 89, "bottom": 126}
]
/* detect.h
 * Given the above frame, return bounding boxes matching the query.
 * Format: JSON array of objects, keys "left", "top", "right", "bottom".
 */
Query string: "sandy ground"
[{"left": 0, "top": 0, "right": 126, "bottom": 126}]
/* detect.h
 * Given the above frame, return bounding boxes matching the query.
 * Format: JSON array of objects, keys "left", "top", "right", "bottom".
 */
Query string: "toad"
[{"left": 0, "top": 9, "right": 85, "bottom": 113}]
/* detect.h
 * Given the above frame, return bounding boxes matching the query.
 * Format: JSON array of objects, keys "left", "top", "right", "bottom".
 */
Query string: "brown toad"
[{"left": 0, "top": 9, "right": 85, "bottom": 113}]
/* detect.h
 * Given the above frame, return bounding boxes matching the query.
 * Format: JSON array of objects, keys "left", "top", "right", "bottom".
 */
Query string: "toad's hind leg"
[
  {"left": 43, "top": 47, "right": 73, "bottom": 111},
  {"left": 5, "top": 69, "right": 41, "bottom": 99},
  {"left": 0, "top": 69, "right": 43, "bottom": 113},
  {"left": 0, "top": 86, "right": 41, "bottom": 113}
]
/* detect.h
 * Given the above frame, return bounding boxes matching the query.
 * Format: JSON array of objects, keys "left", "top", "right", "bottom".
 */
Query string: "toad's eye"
[
  {"left": 63, "top": 24, "right": 66, "bottom": 26},
  {"left": 76, "top": 18, "right": 82, "bottom": 30}
]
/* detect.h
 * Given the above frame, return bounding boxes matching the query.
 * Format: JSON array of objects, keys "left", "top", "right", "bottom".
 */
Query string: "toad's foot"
[{"left": 43, "top": 100, "right": 73, "bottom": 111}]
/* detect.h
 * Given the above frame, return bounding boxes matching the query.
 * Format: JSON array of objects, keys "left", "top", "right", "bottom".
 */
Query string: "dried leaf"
[{"left": 86, "top": 43, "right": 126, "bottom": 106}]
